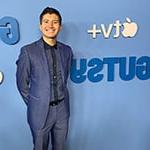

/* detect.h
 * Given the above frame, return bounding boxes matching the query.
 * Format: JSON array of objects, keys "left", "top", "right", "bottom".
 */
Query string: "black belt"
[{"left": 49, "top": 99, "right": 63, "bottom": 106}]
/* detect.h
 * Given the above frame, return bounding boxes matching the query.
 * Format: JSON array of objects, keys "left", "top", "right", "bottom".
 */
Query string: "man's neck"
[{"left": 42, "top": 36, "right": 57, "bottom": 46}]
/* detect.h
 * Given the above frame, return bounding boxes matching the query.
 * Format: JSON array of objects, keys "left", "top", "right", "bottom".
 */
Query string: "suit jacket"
[{"left": 16, "top": 38, "right": 73, "bottom": 130}]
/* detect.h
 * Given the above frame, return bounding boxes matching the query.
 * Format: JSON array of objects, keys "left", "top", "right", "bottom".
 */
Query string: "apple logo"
[
  {"left": 122, "top": 17, "right": 138, "bottom": 38},
  {"left": 0, "top": 71, "right": 4, "bottom": 85}
]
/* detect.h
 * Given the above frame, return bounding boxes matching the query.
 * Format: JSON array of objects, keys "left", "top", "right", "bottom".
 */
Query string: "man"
[{"left": 16, "top": 7, "right": 73, "bottom": 150}]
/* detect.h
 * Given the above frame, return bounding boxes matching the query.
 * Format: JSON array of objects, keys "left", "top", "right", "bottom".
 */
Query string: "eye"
[
  {"left": 53, "top": 20, "right": 59, "bottom": 24},
  {"left": 43, "top": 19, "right": 49, "bottom": 24}
]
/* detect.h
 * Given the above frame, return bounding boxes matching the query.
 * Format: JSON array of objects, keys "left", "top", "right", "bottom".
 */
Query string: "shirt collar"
[{"left": 42, "top": 38, "right": 57, "bottom": 50}]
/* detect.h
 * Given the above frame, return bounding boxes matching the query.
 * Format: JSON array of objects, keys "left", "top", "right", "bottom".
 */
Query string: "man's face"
[{"left": 40, "top": 13, "right": 61, "bottom": 39}]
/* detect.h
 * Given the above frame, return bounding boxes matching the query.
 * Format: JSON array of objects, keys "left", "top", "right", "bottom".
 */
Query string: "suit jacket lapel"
[
  {"left": 57, "top": 43, "right": 65, "bottom": 83},
  {"left": 36, "top": 38, "right": 50, "bottom": 75}
]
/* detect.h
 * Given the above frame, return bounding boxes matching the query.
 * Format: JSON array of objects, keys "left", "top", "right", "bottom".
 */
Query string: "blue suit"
[{"left": 16, "top": 38, "right": 73, "bottom": 150}]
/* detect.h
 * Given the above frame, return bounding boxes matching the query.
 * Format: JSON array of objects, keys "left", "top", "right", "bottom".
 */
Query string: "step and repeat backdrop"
[{"left": 0, "top": 0, "right": 150, "bottom": 150}]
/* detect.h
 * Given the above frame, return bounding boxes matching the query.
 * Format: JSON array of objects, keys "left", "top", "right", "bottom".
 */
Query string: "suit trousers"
[{"left": 31, "top": 100, "right": 69, "bottom": 150}]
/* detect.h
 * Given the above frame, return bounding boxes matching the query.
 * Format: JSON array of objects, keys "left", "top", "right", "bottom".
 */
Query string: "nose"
[{"left": 49, "top": 21, "right": 54, "bottom": 27}]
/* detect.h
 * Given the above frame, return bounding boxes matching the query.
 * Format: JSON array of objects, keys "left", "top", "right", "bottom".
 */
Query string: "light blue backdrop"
[{"left": 0, "top": 0, "right": 150, "bottom": 150}]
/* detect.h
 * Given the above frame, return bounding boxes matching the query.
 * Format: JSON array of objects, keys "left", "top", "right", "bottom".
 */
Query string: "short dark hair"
[{"left": 40, "top": 7, "right": 62, "bottom": 25}]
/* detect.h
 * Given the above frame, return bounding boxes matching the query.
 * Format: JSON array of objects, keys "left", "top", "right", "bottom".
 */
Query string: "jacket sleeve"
[{"left": 16, "top": 47, "right": 31, "bottom": 105}]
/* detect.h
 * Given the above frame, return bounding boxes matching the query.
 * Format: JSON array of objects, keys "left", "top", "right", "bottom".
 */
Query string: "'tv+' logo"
[{"left": 87, "top": 17, "right": 138, "bottom": 39}]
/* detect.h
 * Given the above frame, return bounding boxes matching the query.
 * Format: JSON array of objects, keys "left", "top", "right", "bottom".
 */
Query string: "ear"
[
  {"left": 59, "top": 25, "right": 62, "bottom": 31},
  {"left": 39, "top": 24, "right": 42, "bottom": 31}
]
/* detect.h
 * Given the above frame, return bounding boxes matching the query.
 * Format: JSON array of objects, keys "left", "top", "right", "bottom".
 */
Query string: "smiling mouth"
[{"left": 45, "top": 28, "right": 55, "bottom": 32}]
